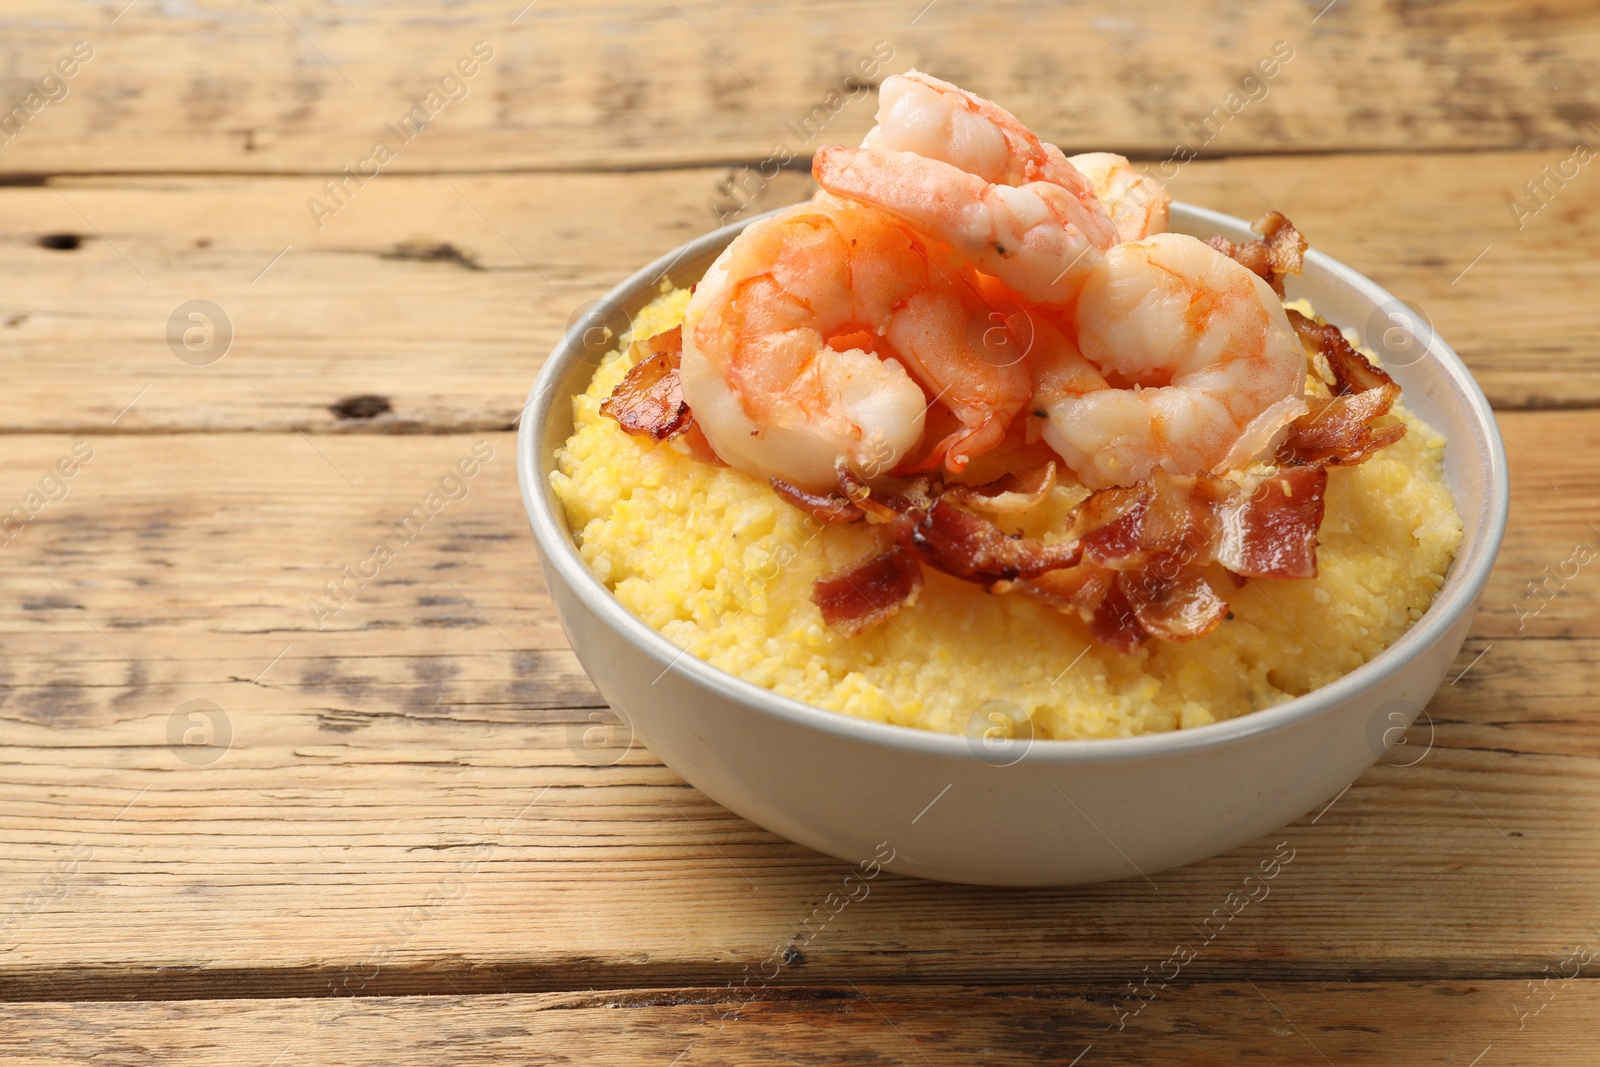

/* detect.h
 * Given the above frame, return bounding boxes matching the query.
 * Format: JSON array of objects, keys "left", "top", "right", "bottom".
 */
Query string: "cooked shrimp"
[
  {"left": 1042, "top": 232, "right": 1306, "bottom": 489},
  {"left": 814, "top": 145, "right": 1114, "bottom": 307},
  {"left": 971, "top": 272, "right": 1109, "bottom": 415},
  {"left": 866, "top": 70, "right": 1105, "bottom": 211},
  {"left": 1067, "top": 152, "right": 1170, "bottom": 242},
  {"left": 821, "top": 72, "right": 1117, "bottom": 304},
  {"left": 679, "top": 199, "right": 1031, "bottom": 492}
]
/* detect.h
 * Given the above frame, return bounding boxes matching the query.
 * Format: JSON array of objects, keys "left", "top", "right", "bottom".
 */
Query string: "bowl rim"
[{"left": 517, "top": 202, "right": 1510, "bottom": 765}]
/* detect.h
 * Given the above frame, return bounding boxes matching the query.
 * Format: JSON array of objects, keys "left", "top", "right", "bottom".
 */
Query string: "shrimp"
[
  {"left": 1067, "top": 152, "right": 1170, "bottom": 242},
  {"left": 865, "top": 70, "right": 1105, "bottom": 211},
  {"left": 814, "top": 145, "right": 1114, "bottom": 307},
  {"left": 971, "top": 272, "right": 1110, "bottom": 420},
  {"left": 820, "top": 72, "right": 1118, "bottom": 305},
  {"left": 1046, "top": 233, "right": 1307, "bottom": 489},
  {"left": 679, "top": 198, "right": 1032, "bottom": 492},
  {"left": 818, "top": 118, "right": 1301, "bottom": 490}
]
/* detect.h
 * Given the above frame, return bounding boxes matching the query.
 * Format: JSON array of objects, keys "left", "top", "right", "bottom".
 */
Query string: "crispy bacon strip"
[
  {"left": 1280, "top": 309, "right": 1406, "bottom": 467},
  {"left": 1017, "top": 463, "right": 1326, "bottom": 647},
  {"left": 1017, "top": 563, "right": 1151, "bottom": 653},
  {"left": 1013, "top": 562, "right": 1115, "bottom": 619},
  {"left": 899, "top": 498, "right": 1082, "bottom": 582},
  {"left": 599, "top": 327, "right": 692, "bottom": 441},
  {"left": 1207, "top": 211, "right": 1306, "bottom": 297},
  {"left": 811, "top": 545, "right": 923, "bottom": 635},
  {"left": 943, "top": 462, "right": 1057, "bottom": 513},
  {"left": 784, "top": 403, "right": 1342, "bottom": 646},
  {"left": 1078, "top": 473, "right": 1228, "bottom": 569},
  {"left": 833, "top": 463, "right": 1083, "bottom": 583},
  {"left": 770, "top": 477, "right": 865, "bottom": 524},
  {"left": 1287, "top": 310, "right": 1393, "bottom": 395},
  {"left": 1120, "top": 561, "right": 1230, "bottom": 644},
  {"left": 1091, "top": 580, "right": 1149, "bottom": 654},
  {"left": 1214, "top": 465, "right": 1328, "bottom": 580},
  {"left": 1283, "top": 393, "right": 1406, "bottom": 468}
]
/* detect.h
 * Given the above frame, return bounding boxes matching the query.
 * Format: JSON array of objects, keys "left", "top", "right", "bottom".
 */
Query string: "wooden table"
[{"left": 2, "top": 1, "right": 1597, "bottom": 1062}]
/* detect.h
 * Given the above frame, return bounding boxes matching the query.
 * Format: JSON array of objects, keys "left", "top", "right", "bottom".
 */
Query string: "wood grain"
[
  {"left": 0, "top": 417, "right": 1593, "bottom": 999},
  {"left": 0, "top": 0, "right": 1595, "bottom": 174},
  {"left": 0, "top": 149, "right": 1594, "bottom": 441},
  {"left": 3, "top": 983, "right": 1598, "bottom": 1065}
]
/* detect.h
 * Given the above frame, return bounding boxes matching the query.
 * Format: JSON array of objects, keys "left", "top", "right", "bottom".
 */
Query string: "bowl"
[{"left": 516, "top": 203, "right": 1509, "bottom": 886}]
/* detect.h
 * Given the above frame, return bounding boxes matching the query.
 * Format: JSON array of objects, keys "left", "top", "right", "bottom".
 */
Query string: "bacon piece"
[
  {"left": 1090, "top": 580, "right": 1149, "bottom": 654},
  {"left": 829, "top": 461, "right": 1081, "bottom": 585},
  {"left": 809, "top": 447, "right": 1324, "bottom": 648},
  {"left": 1016, "top": 562, "right": 1116, "bottom": 619},
  {"left": 1283, "top": 391, "right": 1406, "bottom": 468},
  {"left": 770, "top": 477, "right": 865, "bottom": 524},
  {"left": 1214, "top": 465, "right": 1328, "bottom": 579},
  {"left": 1012, "top": 563, "right": 1152, "bottom": 651},
  {"left": 811, "top": 545, "right": 923, "bottom": 635},
  {"left": 1287, "top": 309, "right": 1395, "bottom": 395},
  {"left": 600, "top": 327, "right": 693, "bottom": 441},
  {"left": 1078, "top": 472, "right": 1228, "bottom": 568},
  {"left": 943, "top": 462, "right": 1057, "bottom": 513},
  {"left": 1079, "top": 484, "right": 1152, "bottom": 566},
  {"left": 1280, "top": 309, "right": 1406, "bottom": 467},
  {"left": 1024, "top": 478, "right": 1229, "bottom": 649},
  {"left": 898, "top": 498, "right": 1082, "bottom": 583},
  {"left": 1255, "top": 211, "right": 1307, "bottom": 287},
  {"left": 1120, "top": 561, "right": 1229, "bottom": 644},
  {"left": 1207, "top": 212, "right": 1306, "bottom": 297}
]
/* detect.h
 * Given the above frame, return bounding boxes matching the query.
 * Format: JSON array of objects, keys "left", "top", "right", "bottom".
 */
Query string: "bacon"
[
  {"left": 599, "top": 327, "right": 694, "bottom": 441},
  {"left": 1014, "top": 463, "right": 1324, "bottom": 647},
  {"left": 1286, "top": 310, "right": 1394, "bottom": 395},
  {"left": 1015, "top": 562, "right": 1116, "bottom": 618},
  {"left": 1119, "top": 560, "right": 1230, "bottom": 644},
  {"left": 830, "top": 462, "right": 1082, "bottom": 582},
  {"left": 1282, "top": 392, "right": 1406, "bottom": 468},
  {"left": 1214, "top": 465, "right": 1328, "bottom": 579},
  {"left": 1207, "top": 211, "right": 1306, "bottom": 297},
  {"left": 1016, "top": 563, "right": 1145, "bottom": 653},
  {"left": 898, "top": 498, "right": 1082, "bottom": 583},
  {"left": 1280, "top": 309, "right": 1407, "bottom": 467},
  {"left": 1078, "top": 472, "right": 1228, "bottom": 568},
  {"left": 1090, "top": 580, "right": 1149, "bottom": 654},
  {"left": 1071, "top": 475, "right": 1232, "bottom": 642},
  {"left": 770, "top": 477, "right": 865, "bottom": 524},
  {"left": 943, "top": 462, "right": 1057, "bottom": 514},
  {"left": 789, "top": 412, "right": 1340, "bottom": 648},
  {"left": 811, "top": 545, "right": 924, "bottom": 635}
]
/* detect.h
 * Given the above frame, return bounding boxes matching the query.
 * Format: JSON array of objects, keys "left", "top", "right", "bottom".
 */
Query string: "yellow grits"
[{"left": 551, "top": 287, "right": 1464, "bottom": 740}]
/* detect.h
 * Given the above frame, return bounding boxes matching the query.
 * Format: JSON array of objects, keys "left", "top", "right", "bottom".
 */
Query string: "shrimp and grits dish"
[{"left": 552, "top": 71, "right": 1462, "bottom": 741}]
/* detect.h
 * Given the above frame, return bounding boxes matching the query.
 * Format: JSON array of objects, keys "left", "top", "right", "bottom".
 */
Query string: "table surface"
[{"left": 3, "top": 1, "right": 1598, "bottom": 1063}]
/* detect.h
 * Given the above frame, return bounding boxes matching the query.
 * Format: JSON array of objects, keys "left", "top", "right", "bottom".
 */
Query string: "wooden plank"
[
  {"left": 3, "top": 982, "right": 1599, "bottom": 1065},
  {"left": 0, "top": 0, "right": 1595, "bottom": 174},
  {"left": 0, "top": 149, "right": 1593, "bottom": 440},
  {"left": 0, "top": 416, "right": 1594, "bottom": 999}
]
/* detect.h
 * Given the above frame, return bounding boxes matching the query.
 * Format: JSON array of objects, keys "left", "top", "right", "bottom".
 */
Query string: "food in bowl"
[{"left": 550, "top": 71, "right": 1462, "bottom": 742}]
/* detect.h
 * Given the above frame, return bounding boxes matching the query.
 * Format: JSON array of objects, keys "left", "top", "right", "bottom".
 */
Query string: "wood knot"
[{"left": 331, "top": 395, "right": 392, "bottom": 419}]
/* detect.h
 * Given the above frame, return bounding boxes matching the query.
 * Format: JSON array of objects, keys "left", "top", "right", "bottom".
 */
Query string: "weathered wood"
[
  {"left": 0, "top": 418, "right": 1593, "bottom": 1000},
  {"left": 2, "top": 983, "right": 1598, "bottom": 1065},
  {"left": 0, "top": 150, "right": 1593, "bottom": 440},
  {"left": 0, "top": 0, "right": 1595, "bottom": 175}
]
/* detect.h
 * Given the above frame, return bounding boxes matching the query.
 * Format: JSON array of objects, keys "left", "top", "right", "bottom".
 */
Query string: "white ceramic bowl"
[{"left": 517, "top": 203, "right": 1509, "bottom": 886}]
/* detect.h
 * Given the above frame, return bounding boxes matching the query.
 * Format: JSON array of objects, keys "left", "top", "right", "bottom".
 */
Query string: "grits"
[{"left": 551, "top": 287, "right": 1463, "bottom": 740}]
